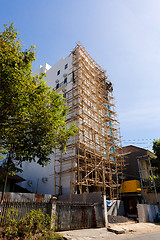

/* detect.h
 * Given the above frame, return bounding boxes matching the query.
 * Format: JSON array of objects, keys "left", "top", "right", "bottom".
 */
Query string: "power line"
[{"left": 122, "top": 138, "right": 154, "bottom": 142}]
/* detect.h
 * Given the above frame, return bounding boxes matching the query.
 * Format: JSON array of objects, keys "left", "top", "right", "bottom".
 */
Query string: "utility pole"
[{"left": 103, "top": 195, "right": 108, "bottom": 227}]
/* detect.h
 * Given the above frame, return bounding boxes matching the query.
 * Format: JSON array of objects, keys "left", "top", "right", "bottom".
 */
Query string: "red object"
[{"left": 93, "top": 208, "right": 97, "bottom": 227}]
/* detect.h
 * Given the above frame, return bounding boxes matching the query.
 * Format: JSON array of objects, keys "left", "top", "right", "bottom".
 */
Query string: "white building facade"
[
  {"left": 19, "top": 44, "right": 123, "bottom": 199},
  {"left": 19, "top": 54, "right": 73, "bottom": 194}
]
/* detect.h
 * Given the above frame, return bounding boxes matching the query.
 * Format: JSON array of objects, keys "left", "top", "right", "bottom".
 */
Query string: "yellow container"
[{"left": 119, "top": 180, "right": 141, "bottom": 193}]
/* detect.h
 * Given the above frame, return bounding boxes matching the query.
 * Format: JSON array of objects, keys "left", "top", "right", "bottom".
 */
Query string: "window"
[
  {"left": 65, "top": 64, "right": 68, "bottom": 69},
  {"left": 72, "top": 72, "right": 75, "bottom": 84},
  {"left": 56, "top": 83, "right": 59, "bottom": 89},
  {"left": 64, "top": 78, "right": 67, "bottom": 84},
  {"left": 57, "top": 70, "right": 60, "bottom": 76},
  {"left": 63, "top": 93, "right": 66, "bottom": 98}
]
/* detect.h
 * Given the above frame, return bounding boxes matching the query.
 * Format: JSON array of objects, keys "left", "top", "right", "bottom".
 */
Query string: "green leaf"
[{"left": 0, "top": 23, "right": 78, "bottom": 177}]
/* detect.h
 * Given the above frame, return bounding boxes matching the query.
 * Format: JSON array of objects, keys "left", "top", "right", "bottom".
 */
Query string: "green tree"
[
  {"left": 152, "top": 139, "right": 160, "bottom": 175},
  {"left": 0, "top": 23, "right": 77, "bottom": 201}
]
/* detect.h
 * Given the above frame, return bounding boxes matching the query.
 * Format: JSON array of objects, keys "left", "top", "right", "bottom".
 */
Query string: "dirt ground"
[{"left": 60, "top": 222, "right": 160, "bottom": 240}]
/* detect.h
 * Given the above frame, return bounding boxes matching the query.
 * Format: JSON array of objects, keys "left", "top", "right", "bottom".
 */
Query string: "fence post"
[{"left": 50, "top": 197, "right": 57, "bottom": 229}]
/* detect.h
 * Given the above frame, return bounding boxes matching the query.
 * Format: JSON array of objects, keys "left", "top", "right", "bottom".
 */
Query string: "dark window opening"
[
  {"left": 65, "top": 64, "right": 68, "bottom": 69},
  {"left": 57, "top": 70, "right": 60, "bottom": 76},
  {"left": 63, "top": 93, "right": 66, "bottom": 98},
  {"left": 64, "top": 78, "right": 67, "bottom": 84},
  {"left": 56, "top": 83, "right": 59, "bottom": 89},
  {"left": 72, "top": 72, "right": 75, "bottom": 84}
]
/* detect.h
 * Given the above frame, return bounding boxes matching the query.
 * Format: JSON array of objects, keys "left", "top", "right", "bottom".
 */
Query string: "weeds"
[{"left": 0, "top": 207, "right": 63, "bottom": 240}]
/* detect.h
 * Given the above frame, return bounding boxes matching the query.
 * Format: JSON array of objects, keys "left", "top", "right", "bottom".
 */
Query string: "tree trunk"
[{"left": 1, "top": 153, "right": 11, "bottom": 203}]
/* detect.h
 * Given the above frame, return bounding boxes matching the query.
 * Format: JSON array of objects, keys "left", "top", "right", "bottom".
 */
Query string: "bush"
[{"left": 0, "top": 207, "right": 63, "bottom": 240}]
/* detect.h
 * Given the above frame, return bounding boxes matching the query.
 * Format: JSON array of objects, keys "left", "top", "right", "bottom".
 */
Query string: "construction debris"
[
  {"left": 107, "top": 225, "right": 126, "bottom": 234},
  {"left": 108, "top": 215, "right": 129, "bottom": 224}
]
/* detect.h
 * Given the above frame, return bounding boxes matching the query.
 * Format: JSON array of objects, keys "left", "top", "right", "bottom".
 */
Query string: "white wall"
[
  {"left": 19, "top": 54, "right": 73, "bottom": 195},
  {"left": 18, "top": 154, "right": 55, "bottom": 194},
  {"left": 43, "top": 54, "right": 72, "bottom": 91}
]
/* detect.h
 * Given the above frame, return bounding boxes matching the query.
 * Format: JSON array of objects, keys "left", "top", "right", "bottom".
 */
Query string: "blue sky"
[{"left": 1, "top": 0, "right": 160, "bottom": 150}]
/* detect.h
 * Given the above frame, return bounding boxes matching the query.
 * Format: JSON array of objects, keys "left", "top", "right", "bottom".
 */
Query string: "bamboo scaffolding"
[{"left": 54, "top": 43, "right": 124, "bottom": 199}]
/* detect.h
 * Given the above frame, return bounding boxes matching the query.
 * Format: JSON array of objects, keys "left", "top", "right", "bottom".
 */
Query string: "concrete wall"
[
  {"left": 145, "top": 192, "right": 160, "bottom": 204},
  {"left": 58, "top": 194, "right": 125, "bottom": 227},
  {"left": 0, "top": 193, "right": 126, "bottom": 230},
  {"left": 57, "top": 192, "right": 103, "bottom": 204},
  {"left": 56, "top": 202, "right": 95, "bottom": 230},
  {"left": 137, "top": 204, "right": 160, "bottom": 222},
  {"left": 94, "top": 203, "right": 104, "bottom": 227},
  {"left": 107, "top": 200, "right": 125, "bottom": 216},
  {"left": 0, "top": 199, "right": 101, "bottom": 230}
]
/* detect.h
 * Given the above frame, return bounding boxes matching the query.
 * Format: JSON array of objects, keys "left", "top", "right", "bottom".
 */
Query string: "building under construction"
[
  {"left": 24, "top": 43, "right": 124, "bottom": 199},
  {"left": 50, "top": 43, "right": 123, "bottom": 199}
]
